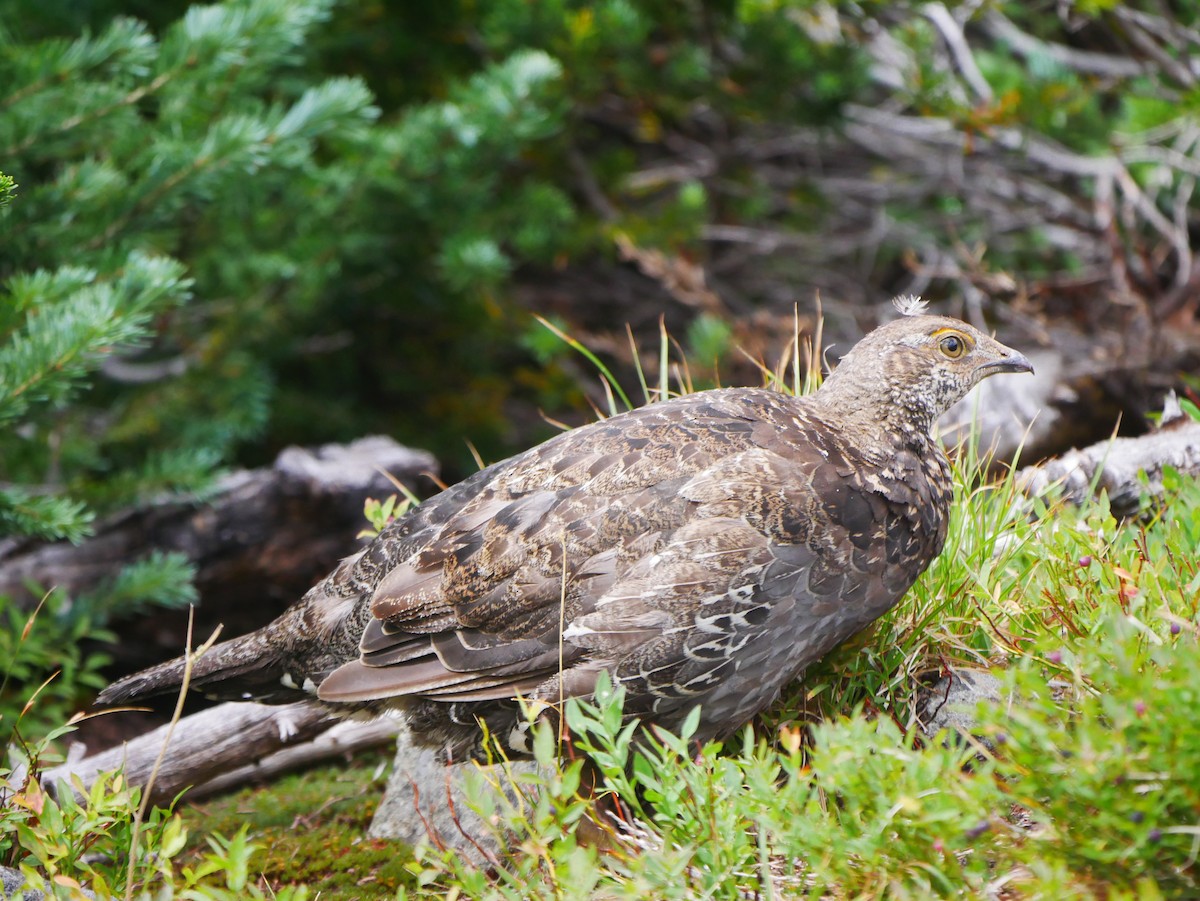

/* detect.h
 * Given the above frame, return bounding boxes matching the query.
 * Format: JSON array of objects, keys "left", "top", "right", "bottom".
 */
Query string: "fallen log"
[
  {"left": 1016, "top": 393, "right": 1200, "bottom": 515},
  {"left": 42, "top": 702, "right": 398, "bottom": 808},
  {"left": 193, "top": 715, "right": 400, "bottom": 800},
  {"left": 0, "top": 436, "right": 438, "bottom": 678},
  {"left": 0, "top": 436, "right": 438, "bottom": 612},
  {"left": 43, "top": 703, "right": 338, "bottom": 807}
]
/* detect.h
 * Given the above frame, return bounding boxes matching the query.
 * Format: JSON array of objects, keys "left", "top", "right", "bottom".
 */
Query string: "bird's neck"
[{"left": 810, "top": 377, "right": 939, "bottom": 453}]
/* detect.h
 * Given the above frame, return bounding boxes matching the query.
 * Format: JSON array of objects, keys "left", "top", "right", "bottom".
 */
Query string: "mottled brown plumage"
[{"left": 99, "top": 302, "right": 1032, "bottom": 759}]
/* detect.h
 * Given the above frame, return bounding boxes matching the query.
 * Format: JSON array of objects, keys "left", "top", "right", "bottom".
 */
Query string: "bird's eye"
[{"left": 939, "top": 334, "right": 966, "bottom": 359}]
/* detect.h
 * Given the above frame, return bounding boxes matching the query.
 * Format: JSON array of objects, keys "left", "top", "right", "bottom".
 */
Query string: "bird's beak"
[{"left": 977, "top": 346, "right": 1034, "bottom": 376}]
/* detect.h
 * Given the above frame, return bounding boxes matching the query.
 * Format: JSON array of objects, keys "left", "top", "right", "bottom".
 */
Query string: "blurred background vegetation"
[{"left": 3, "top": 0, "right": 1200, "bottom": 731}]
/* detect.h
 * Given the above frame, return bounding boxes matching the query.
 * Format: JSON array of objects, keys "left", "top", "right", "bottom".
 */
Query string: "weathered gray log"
[
  {"left": 0, "top": 436, "right": 438, "bottom": 612},
  {"left": 42, "top": 702, "right": 339, "bottom": 806},
  {"left": 1016, "top": 393, "right": 1200, "bottom": 515},
  {"left": 191, "top": 716, "right": 401, "bottom": 799},
  {"left": 45, "top": 697, "right": 523, "bottom": 858},
  {"left": 0, "top": 437, "right": 438, "bottom": 679}
]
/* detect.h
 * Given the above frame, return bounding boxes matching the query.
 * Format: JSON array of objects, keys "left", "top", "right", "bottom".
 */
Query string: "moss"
[{"left": 178, "top": 752, "right": 419, "bottom": 899}]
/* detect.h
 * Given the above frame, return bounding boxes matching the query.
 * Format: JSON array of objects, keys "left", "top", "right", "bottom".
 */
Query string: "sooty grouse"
[{"left": 99, "top": 300, "right": 1032, "bottom": 760}]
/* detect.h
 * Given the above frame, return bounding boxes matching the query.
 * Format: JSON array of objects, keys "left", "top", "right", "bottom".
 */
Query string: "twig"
[
  {"left": 1112, "top": 7, "right": 1197, "bottom": 87},
  {"left": 922, "top": 3, "right": 994, "bottom": 103},
  {"left": 982, "top": 11, "right": 1143, "bottom": 78}
]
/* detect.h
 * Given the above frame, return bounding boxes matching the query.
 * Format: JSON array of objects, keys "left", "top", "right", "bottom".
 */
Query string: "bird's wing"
[
  {"left": 316, "top": 390, "right": 897, "bottom": 712},
  {"left": 557, "top": 439, "right": 898, "bottom": 725},
  {"left": 316, "top": 390, "right": 767, "bottom": 703}
]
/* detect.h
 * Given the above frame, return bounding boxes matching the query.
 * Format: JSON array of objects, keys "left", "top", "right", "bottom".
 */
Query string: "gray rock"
[
  {"left": 917, "top": 668, "right": 1005, "bottom": 746},
  {"left": 0, "top": 869, "right": 29, "bottom": 901},
  {"left": 369, "top": 727, "right": 546, "bottom": 861},
  {"left": 0, "top": 867, "right": 94, "bottom": 900}
]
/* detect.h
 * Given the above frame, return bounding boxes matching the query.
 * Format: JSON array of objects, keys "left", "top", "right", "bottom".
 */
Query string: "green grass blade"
[{"left": 533, "top": 315, "right": 633, "bottom": 411}]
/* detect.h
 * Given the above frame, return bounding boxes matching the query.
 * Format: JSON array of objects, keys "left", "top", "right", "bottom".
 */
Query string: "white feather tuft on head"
[{"left": 892, "top": 295, "right": 929, "bottom": 317}]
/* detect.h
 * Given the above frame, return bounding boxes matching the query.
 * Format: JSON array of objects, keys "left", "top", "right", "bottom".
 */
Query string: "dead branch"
[
  {"left": 923, "top": 3, "right": 993, "bottom": 103},
  {"left": 190, "top": 716, "right": 400, "bottom": 799},
  {"left": 1017, "top": 395, "right": 1200, "bottom": 515},
  {"left": 44, "top": 703, "right": 341, "bottom": 807},
  {"left": 982, "top": 12, "right": 1143, "bottom": 78},
  {"left": 0, "top": 437, "right": 438, "bottom": 680}
]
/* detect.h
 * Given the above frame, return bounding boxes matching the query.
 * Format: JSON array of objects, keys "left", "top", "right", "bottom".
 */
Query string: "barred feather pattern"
[{"left": 98, "top": 311, "right": 1032, "bottom": 762}]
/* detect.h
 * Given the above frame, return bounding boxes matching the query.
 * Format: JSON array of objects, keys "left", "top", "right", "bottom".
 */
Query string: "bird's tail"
[{"left": 96, "top": 625, "right": 306, "bottom": 707}]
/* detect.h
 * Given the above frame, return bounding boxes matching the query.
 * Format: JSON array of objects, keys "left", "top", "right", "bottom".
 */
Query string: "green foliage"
[
  {"left": 247, "top": 0, "right": 877, "bottom": 467},
  {"left": 0, "top": 731, "right": 310, "bottom": 899},
  {"left": 7, "top": 0, "right": 1197, "bottom": 482},
  {"left": 477, "top": 0, "right": 866, "bottom": 123},
  {"left": 1, "top": 552, "right": 196, "bottom": 742},
  {"left": 1, "top": 593, "right": 111, "bottom": 742},
  {"left": 998, "top": 624, "right": 1200, "bottom": 892},
  {"left": 358, "top": 492, "right": 417, "bottom": 539},
  {"left": 0, "top": 256, "right": 191, "bottom": 427},
  {"left": 391, "top": 49, "right": 566, "bottom": 292},
  {"left": 11, "top": 0, "right": 1191, "bottom": 482},
  {"left": 684, "top": 312, "right": 733, "bottom": 377},
  {"left": 0, "top": 0, "right": 386, "bottom": 765},
  {"left": 975, "top": 48, "right": 1110, "bottom": 153},
  {"left": 0, "top": 488, "right": 92, "bottom": 545},
  {"left": 1, "top": 0, "right": 379, "bottom": 527}
]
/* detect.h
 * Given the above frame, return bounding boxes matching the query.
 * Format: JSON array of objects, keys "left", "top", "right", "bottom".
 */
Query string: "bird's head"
[{"left": 814, "top": 298, "right": 1034, "bottom": 446}]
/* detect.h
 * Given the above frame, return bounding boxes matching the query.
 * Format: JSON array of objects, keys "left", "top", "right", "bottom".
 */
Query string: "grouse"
[{"left": 98, "top": 300, "right": 1033, "bottom": 760}]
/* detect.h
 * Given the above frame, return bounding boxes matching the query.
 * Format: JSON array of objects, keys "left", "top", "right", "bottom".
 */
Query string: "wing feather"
[{"left": 321, "top": 390, "right": 887, "bottom": 725}]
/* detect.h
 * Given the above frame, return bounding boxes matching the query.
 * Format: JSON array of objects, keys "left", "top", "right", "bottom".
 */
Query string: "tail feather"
[{"left": 96, "top": 628, "right": 307, "bottom": 706}]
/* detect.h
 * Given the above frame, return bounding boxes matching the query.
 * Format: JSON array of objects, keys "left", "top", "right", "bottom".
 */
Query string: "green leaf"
[{"left": 0, "top": 487, "right": 93, "bottom": 543}]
